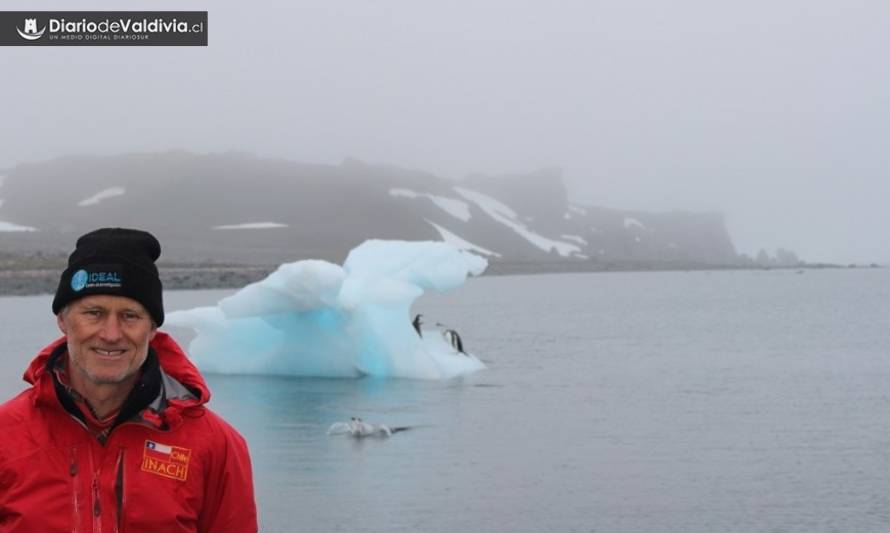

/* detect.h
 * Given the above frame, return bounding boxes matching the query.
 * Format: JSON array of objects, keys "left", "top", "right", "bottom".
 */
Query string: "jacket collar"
[{"left": 24, "top": 332, "right": 211, "bottom": 428}]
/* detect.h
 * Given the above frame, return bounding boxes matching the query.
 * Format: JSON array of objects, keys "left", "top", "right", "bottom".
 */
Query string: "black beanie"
[{"left": 52, "top": 228, "right": 164, "bottom": 326}]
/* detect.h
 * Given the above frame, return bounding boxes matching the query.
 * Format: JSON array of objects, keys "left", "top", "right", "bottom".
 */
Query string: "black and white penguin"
[
  {"left": 443, "top": 329, "right": 464, "bottom": 354},
  {"left": 412, "top": 314, "right": 423, "bottom": 337}
]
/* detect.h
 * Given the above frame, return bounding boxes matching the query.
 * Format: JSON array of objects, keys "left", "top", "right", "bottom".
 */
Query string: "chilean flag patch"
[{"left": 141, "top": 440, "right": 191, "bottom": 481}]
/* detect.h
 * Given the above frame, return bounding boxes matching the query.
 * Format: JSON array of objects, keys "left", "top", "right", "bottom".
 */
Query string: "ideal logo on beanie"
[{"left": 70, "top": 267, "right": 123, "bottom": 292}]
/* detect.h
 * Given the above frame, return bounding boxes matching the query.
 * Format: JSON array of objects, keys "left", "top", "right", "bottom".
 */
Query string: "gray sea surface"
[{"left": 1, "top": 269, "right": 889, "bottom": 532}]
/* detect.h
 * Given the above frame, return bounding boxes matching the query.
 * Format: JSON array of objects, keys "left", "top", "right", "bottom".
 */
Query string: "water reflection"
[{"left": 205, "top": 373, "right": 479, "bottom": 529}]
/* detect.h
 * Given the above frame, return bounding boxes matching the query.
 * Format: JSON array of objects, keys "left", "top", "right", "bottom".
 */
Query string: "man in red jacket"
[{"left": 0, "top": 228, "right": 258, "bottom": 532}]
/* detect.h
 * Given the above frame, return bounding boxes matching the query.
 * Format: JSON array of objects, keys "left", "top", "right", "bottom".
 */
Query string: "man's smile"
[{"left": 92, "top": 347, "right": 128, "bottom": 357}]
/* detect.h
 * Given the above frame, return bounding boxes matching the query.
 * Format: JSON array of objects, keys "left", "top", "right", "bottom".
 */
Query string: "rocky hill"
[{"left": 0, "top": 151, "right": 745, "bottom": 271}]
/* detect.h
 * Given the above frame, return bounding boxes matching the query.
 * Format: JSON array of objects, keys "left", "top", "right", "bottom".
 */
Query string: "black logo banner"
[{"left": 0, "top": 11, "right": 207, "bottom": 46}]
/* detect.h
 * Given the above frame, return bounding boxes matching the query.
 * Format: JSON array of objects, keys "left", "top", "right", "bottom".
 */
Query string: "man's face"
[{"left": 57, "top": 294, "right": 157, "bottom": 389}]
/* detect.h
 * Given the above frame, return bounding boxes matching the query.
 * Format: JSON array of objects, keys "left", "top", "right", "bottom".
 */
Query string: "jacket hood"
[{"left": 23, "top": 331, "right": 211, "bottom": 407}]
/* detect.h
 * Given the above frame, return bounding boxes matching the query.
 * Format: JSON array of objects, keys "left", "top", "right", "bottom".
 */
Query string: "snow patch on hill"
[
  {"left": 561, "top": 234, "right": 588, "bottom": 246},
  {"left": 390, "top": 188, "right": 471, "bottom": 222},
  {"left": 454, "top": 187, "right": 580, "bottom": 257},
  {"left": 0, "top": 221, "right": 37, "bottom": 232},
  {"left": 213, "top": 222, "right": 289, "bottom": 230},
  {"left": 78, "top": 187, "right": 126, "bottom": 207},
  {"left": 426, "top": 219, "right": 501, "bottom": 257}
]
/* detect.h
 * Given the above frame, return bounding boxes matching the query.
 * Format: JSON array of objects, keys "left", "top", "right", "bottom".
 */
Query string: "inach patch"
[{"left": 141, "top": 440, "right": 191, "bottom": 482}]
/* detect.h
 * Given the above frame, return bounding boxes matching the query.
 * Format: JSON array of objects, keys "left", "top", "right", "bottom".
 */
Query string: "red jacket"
[{"left": 0, "top": 332, "right": 258, "bottom": 532}]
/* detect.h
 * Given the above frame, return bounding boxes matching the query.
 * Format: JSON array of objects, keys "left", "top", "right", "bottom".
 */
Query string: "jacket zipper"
[
  {"left": 115, "top": 448, "right": 125, "bottom": 533},
  {"left": 67, "top": 418, "right": 161, "bottom": 533},
  {"left": 92, "top": 478, "right": 101, "bottom": 517},
  {"left": 90, "top": 450, "right": 102, "bottom": 533},
  {"left": 70, "top": 447, "right": 82, "bottom": 533}
]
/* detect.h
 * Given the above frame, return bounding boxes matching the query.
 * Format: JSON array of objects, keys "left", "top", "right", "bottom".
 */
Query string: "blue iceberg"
[{"left": 166, "top": 240, "right": 487, "bottom": 379}]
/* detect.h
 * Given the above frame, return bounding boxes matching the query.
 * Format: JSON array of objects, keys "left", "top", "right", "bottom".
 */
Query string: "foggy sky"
[{"left": 3, "top": 0, "right": 888, "bottom": 264}]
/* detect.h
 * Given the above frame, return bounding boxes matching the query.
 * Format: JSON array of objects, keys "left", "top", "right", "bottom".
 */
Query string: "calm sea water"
[{"left": 1, "top": 268, "right": 889, "bottom": 532}]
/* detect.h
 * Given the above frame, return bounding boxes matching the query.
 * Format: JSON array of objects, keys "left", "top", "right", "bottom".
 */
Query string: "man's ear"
[{"left": 57, "top": 312, "right": 68, "bottom": 335}]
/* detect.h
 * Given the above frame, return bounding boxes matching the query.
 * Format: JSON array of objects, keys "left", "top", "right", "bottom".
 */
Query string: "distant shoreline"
[
  {"left": 0, "top": 259, "right": 879, "bottom": 297},
  {"left": 0, "top": 259, "right": 277, "bottom": 296}
]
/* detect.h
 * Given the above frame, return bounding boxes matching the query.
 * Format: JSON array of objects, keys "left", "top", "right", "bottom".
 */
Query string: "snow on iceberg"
[{"left": 166, "top": 240, "right": 487, "bottom": 380}]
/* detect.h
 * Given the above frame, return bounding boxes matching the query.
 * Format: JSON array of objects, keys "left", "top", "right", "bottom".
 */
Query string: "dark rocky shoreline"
[
  {"left": 0, "top": 263, "right": 276, "bottom": 296},
  {"left": 0, "top": 257, "right": 872, "bottom": 297}
]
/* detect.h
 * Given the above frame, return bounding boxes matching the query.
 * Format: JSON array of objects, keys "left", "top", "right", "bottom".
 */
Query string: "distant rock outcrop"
[
  {"left": 748, "top": 247, "right": 803, "bottom": 268},
  {"left": 0, "top": 151, "right": 761, "bottom": 270}
]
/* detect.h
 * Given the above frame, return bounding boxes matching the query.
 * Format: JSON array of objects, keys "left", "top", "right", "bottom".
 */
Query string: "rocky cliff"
[{"left": 0, "top": 151, "right": 744, "bottom": 270}]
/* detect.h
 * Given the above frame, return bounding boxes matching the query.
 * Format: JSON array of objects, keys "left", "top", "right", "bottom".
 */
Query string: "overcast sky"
[{"left": 3, "top": 0, "right": 888, "bottom": 264}]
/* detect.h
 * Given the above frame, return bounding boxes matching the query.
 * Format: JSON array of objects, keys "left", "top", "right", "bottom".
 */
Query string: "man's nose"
[{"left": 99, "top": 316, "right": 123, "bottom": 342}]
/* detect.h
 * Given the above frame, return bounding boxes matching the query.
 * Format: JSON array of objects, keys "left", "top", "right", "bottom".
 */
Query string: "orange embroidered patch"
[{"left": 141, "top": 440, "right": 191, "bottom": 481}]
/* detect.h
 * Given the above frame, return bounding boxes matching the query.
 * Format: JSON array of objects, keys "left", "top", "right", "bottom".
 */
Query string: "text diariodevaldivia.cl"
[{"left": 47, "top": 18, "right": 204, "bottom": 34}]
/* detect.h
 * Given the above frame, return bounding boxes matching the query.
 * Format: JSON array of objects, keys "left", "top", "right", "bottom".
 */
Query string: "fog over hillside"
[
  {"left": 0, "top": 152, "right": 752, "bottom": 271},
  {"left": 2, "top": 0, "right": 888, "bottom": 264}
]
